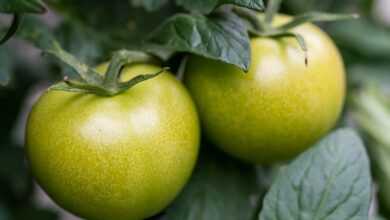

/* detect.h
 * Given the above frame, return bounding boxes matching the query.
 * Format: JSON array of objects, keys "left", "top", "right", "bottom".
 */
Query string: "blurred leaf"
[
  {"left": 0, "top": 145, "right": 31, "bottom": 199},
  {"left": 0, "top": 0, "right": 46, "bottom": 13},
  {"left": 55, "top": 22, "right": 106, "bottom": 65},
  {"left": 0, "top": 203, "right": 11, "bottom": 220},
  {"left": 329, "top": 20, "right": 390, "bottom": 59},
  {"left": 282, "top": 0, "right": 335, "bottom": 14},
  {"left": 140, "top": 43, "right": 175, "bottom": 61},
  {"left": 149, "top": 12, "right": 251, "bottom": 71},
  {"left": 164, "top": 147, "right": 260, "bottom": 220},
  {"left": 352, "top": 86, "right": 390, "bottom": 148},
  {"left": 0, "top": 14, "right": 21, "bottom": 45},
  {"left": 1, "top": 16, "right": 100, "bottom": 81},
  {"left": 0, "top": 47, "right": 12, "bottom": 86},
  {"left": 259, "top": 129, "right": 371, "bottom": 220},
  {"left": 283, "top": 0, "right": 368, "bottom": 14},
  {"left": 130, "top": 0, "right": 169, "bottom": 11},
  {"left": 349, "top": 64, "right": 390, "bottom": 93},
  {"left": 176, "top": 0, "right": 264, "bottom": 14},
  {"left": 46, "top": 0, "right": 174, "bottom": 45},
  {"left": 370, "top": 146, "right": 390, "bottom": 217},
  {"left": 15, "top": 16, "right": 56, "bottom": 50},
  {"left": 352, "top": 87, "right": 390, "bottom": 216}
]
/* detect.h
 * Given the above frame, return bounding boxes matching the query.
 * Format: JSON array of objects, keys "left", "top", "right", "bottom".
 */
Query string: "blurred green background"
[{"left": 1, "top": 0, "right": 390, "bottom": 219}]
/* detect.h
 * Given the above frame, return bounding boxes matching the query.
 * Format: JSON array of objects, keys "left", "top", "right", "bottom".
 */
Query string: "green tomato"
[
  {"left": 26, "top": 64, "right": 200, "bottom": 220},
  {"left": 184, "top": 15, "right": 345, "bottom": 164}
]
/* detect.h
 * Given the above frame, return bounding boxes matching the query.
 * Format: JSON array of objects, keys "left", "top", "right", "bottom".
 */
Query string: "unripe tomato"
[
  {"left": 184, "top": 15, "right": 345, "bottom": 164},
  {"left": 26, "top": 64, "right": 200, "bottom": 220}
]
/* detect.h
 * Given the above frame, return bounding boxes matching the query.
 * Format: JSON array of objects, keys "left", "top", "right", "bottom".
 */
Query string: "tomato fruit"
[
  {"left": 184, "top": 15, "right": 345, "bottom": 164},
  {"left": 26, "top": 64, "right": 200, "bottom": 220}
]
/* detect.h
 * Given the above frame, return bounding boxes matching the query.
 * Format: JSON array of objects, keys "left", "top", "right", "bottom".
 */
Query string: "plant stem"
[
  {"left": 264, "top": 0, "right": 283, "bottom": 26},
  {"left": 277, "top": 12, "right": 359, "bottom": 31},
  {"left": 46, "top": 43, "right": 103, "bottom": 85},
  {"left": 233, "top": 7, "right": 266, "bottom": 32}
]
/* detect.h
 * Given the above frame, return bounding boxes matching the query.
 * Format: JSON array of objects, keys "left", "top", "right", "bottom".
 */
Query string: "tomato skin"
[
  {"left": 26, "top": 64, "right": 200, "bottom": 220},
  {"left": 184, "top": 15, "right": 345, "bottom": 164}
]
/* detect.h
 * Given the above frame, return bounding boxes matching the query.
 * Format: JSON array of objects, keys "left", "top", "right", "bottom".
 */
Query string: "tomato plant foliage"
[
  {"left": 130, "top": 0, "right": 169, "bottom": 12},
  {"left": 0, "top": 0, "right": 46, "bottom": 14},
  {"left": 175, "top": 0, "right": 264, "bottom": 14},
  {"left": 149, "top": 12, "right": 251, "bottom": 71},
  {"left": 260, "top": 129, "right": 371, "bottom": 220}
]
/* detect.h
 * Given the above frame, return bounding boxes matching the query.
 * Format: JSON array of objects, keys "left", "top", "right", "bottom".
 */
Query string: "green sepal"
[
  {"left": 104, "top": 50, "right": 158, "bottom": 88},
  {"left": 49, "top": 82, "right": 92, "bottom": 94},
  {"left": 117, "top": 67, "right": 169, "bottom": 92},
  {"left": 49, "top": 79, "right": 117, "bottom": 96},
  {"left": 50, "top": 67, "right": 168, "bottom": 96},
  {"left": 270, "top": 32, "right": 308, "bottom": 65}
]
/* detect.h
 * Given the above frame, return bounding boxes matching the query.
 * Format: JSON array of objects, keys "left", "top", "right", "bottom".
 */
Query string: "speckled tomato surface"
[
  {"left": 184, "top": 15, "right": 345, "bottom": 164},
  {"left": 26, "top": 64, "right": 200, "bottom": 220}
]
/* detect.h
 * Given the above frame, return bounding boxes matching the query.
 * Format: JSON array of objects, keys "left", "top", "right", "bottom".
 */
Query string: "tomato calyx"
[
  {"left": 233, "top": 0, "right": 358, "bottom": 66},
  {"left": 47, "top": 46, "right": 167, "bottom": 96}
]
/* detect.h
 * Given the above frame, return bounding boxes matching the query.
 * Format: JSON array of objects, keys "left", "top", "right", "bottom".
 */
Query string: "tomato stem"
[
  {"left": 233, "top": 2, "right": 357, "bottom": 67},
  {"left": 48, "top": 46, "right": 165, "bottom": 96},
  {"left": 233, "top": 7, "right": 266, "bottom": 32},
  {"left": 45, "top": 43, "right": 104, "bottom": 85},
  {"left": 264, "top": 0, "right": 282, "bottom": 27},
  {"left": 117, "top": 67, "right": 169, "bottom": 93}
]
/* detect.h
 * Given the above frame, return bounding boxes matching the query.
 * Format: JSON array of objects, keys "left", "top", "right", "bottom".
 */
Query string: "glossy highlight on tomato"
[
  {"left": 26, "top": 64, "right": 200, "bottom": 220},
  {"left": 184, "top": 15, "right": 345, "bottom": 164}
]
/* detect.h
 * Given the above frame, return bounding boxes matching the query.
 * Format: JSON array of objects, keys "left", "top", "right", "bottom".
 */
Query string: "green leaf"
[
  {"left": 176, "top": 0, "right": 264, "bottom": 14},
  {"left": 149, "top": 12, "right": 251, "bottom": 71},
  {"left": 164, "top": 147, "right": 260, "bottom": 220},
  {"left": 130, "top": 0, "right": 168, "bottom": 11},
  {"left": 0, "top": 0, "right": 46, "bottom": 13},
  {"left": 259, "top": 129, "right": 372, "bottom": 220}
]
